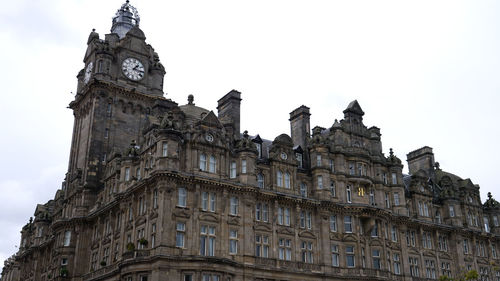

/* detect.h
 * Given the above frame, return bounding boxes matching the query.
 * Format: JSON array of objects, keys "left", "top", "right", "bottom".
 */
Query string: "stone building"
[{"left": 2, "top": 2, "right": 500, "bottom": 281}]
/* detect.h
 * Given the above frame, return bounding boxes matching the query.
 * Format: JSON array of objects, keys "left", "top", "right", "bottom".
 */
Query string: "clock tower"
[{"left": 66, "top": 1, "right": 173, "bottom": 192}]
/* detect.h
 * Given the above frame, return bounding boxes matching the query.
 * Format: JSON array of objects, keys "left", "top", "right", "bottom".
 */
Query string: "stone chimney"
[
  {"left": 289, "top": 105, "right": 311, "bottom": 149},
  {"left": 217, "top": 90, "right": 241, "bottom": 139},
  {"left": 407, "top": 146, "right": 435, "bottom": 175}
]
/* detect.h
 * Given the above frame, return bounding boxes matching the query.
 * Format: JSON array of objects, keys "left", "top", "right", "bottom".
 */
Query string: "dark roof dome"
[
  {"left": 272, "top": 134, "right": 293, "bottom": 146},
  {"left": 179, "top": 95, "right": 210, "bottom": 125}
]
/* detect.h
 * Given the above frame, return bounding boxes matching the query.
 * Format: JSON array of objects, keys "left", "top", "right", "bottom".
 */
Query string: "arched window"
[
  {"left": 199, "top": 154, "right": 207, "bottom": 171},
  {"left": 257, "top": 173, "right": 264, "bottom": 188},
  {"left": 284, "top": 172, "right": 291, "bottom": 189},
  {"left": 277, "top": 170, "right": 283, "bottom": 187},
  {"left": 209, "top": 155, "right": 216, "bottom": 173}
]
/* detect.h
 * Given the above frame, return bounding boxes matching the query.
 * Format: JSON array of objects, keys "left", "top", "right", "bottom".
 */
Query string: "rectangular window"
[
  {"left": 125, "top": 167, "right": 130, "bottom": 181},
  {"left": 153, "top": 189, "right": 158, "bottom": 209},
  {"left": 278, "top": 207, "right": 291, "bottom": 226},
  {"left": 424, "top": 203, "right": 429, "bottom": 217},
  {"left": 306, "top": 211, "right": 312, "bottom": 229},
  {"left": 151, "top": 223, "right": 156, "bottom": 248},
  {"left": 300, "top": 183, "right": 307, "bottom": 197},
  {"left": 449, "top": 205, "right": 455, "bottom": 217},
  {"left": 200, "top": 225, "right": 216, "bottom": 256},
  {"left": 349, "top": 162, "right": 355, "bottom": 175},
  {"left": 162, "top": 142, "right": 168, "bottom": 157},
  {"left": 385, "top": 192, "right": 390, "bottom": 208},
  {"left": 230, "top": 161, "right": 237, "bottom": 178},
  {"left": 331, "top": 244, "right": 339, "bottom": 267},
  {"left": 176, "top": 222, "right": 185, "bottom": 247},
  {"left": 241, "top": 160, "right": 247, "bottom": 174},
  {"left": 255, "top": 234, "right": 269, "bottom": 258},
  {"left": 391, "top": 172, "right": 397, "bottom": 184},
  {"left": 485, "top": 217, "right": 490, "bottom": 233},
  {"left": 463, "top": 239, "right": 469, "bottom": 254},
  {"left": 301, "top": 241, "right": 313, "bottom": 263},
  {"left": 278, "top": 238, "right": 292, "bottom": 261},
  {"left": 296, "top": 153, "right": 303, "bottom": 168},
  {"left": 422, "top": 232, "right": 432, "bottom": 249},
  {"left": 200, "top": 154, "right": 207, "bottom": 171},
  {"left": 209, "top": 156, "right": 216, "bottom": 173},
  {"left": 201, "top": 192, "right": 216, "bottom": 212},
  {"left": 256, "top": 143, "right": 262, "bottom": 158},
  {"left": 317, "top": 175, "right": 323, "bottom": 189},
  {"left": 330, "top": 215, "right": 337, "bottom": 232},
  {"left": 229, "top": 229, "right": 238, "bottom": 254},
  {"left": 425, "top": 259, "right": 436, "bottom": 279},
  {"left": 330, "top": 159, "right": 335, "bottom": 172},
  {"left": 369, "top": 189, "right": 375, "bottom": 206},
  {"left": 344, "top": 216, "right": 353, "bottom": 233},
  {"left": 63, "top": 230, "right": 71, "bottom": 246},
  {"left": 346, "top": 186, "right": 352, "bottom": 203},
  {"left": 494, "top": 216, "right": 499, "bottom": 227},
  {"left": 346, "top": 246, "right": 355, "bottom": 267},
  {"left": 382, "top": 173, "right": 387, "bottom": 184},
  {"left": 230, "top": 196, "right": 238, "bottom": 215},
  {"left": 393, "top": 253, "right": 401, "bottom": 275},
  {"left": 372, "top": 249, "right": 381, "bottom": 269},
  {"left": 178, "top": 188, "right": 187, "bottom": 207},
  {"left": 330, "top": 182, "right": 336, "bottom": 197},
  {"left": 255, "top": 203, "right": 269, "bottom": 222},
  {"left": 394, "top": 193, "right": 400, "bottom": 206},
  {"left": 316, "top": 154, "right": 322, "bottom": 167},
  {"left": 391, "top": 225, "right": 397, "bottom": 242}
]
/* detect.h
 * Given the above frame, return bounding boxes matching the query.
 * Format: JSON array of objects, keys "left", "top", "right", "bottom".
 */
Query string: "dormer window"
[
  {"left": 255, "top": 143, "right": 262, "bottom": 158},
  {"left": 296, "top": 153, "right": 303, "bottom": 168}
]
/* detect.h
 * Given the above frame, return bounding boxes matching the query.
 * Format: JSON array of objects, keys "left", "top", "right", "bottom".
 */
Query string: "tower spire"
[{"left": 111, "top": 0, "right": 140, "bottom": 39}]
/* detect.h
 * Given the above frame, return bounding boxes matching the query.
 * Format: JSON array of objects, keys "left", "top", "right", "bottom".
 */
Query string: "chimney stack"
[
  {"left": 289, "top": 105, "right": 310, "bottom": 149},
  {"left": 217, "top": 90, "right": 241, "bottom": 139},
  {"left": 407, "top": 146, "right": 435, "bottom": 175}
]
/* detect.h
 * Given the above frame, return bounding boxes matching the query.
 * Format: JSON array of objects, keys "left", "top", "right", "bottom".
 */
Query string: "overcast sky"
[{"left": 1, "top": 0, "right": 499, "bottom": 265}]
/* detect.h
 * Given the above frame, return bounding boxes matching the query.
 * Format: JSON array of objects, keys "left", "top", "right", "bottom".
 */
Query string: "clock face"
[
  {"left": 280, "top": 152, "right": 288, "bottom": 160},
  {"left": 122, "top": 57, "right": 145, "bottom": 81},
  {"left": 84, "top": 62, "right": 93, "bottom": 84},
  {"left": 205, "top": 134, "right": 214, "bottom": 142}
]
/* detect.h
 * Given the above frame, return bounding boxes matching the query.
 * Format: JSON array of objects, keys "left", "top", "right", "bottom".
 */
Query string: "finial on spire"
[{"left": 188, "top": 94, "right": 194, "bottom": 105}]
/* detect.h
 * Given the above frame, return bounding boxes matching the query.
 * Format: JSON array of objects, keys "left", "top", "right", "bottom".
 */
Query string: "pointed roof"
[{"left": 343, "top": 100, "right": 364, "bottom": 116}]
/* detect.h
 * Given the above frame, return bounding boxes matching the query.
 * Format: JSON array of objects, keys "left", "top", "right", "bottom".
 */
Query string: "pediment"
[
  {"left": 409, "top": 248, "right": 420, "bottom": 255},
  {"left": 277, "top": 227, "right": 295, "bottom": 236},
  {"left": 298, "top": 230, "right": 316, "bottom": 239},
  {"left": 135, "top": 216, "right": 146, "bottom": 226},
  {"left": 199, "top": 213, "right": 219, "bottom": 223},
  {"left": 423, "top": 251, "right": 435, "bottom": 257},
  {"left": 369, "top": 239, "right": 382, "bottom": 247},
  {"left": 439, "top": 252, "right": 452, "bottom": 260},
  {"left": 199, "top": 111, "right": 223, "bottom": 129},
  {"left": 254, "top": 223, "right": 272, "bottom": 232},
  {"left": 227, "top": 216, "right": 240, "bottom": 226},
  {"left": 342, "top": 234, "right": 357, "bottom": 242},
  {"left": 172, "top": 208, "right": 191, "bottom": 219},
  {"left": 330, "top": 232, "right": 342, "bottom": 240}
]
